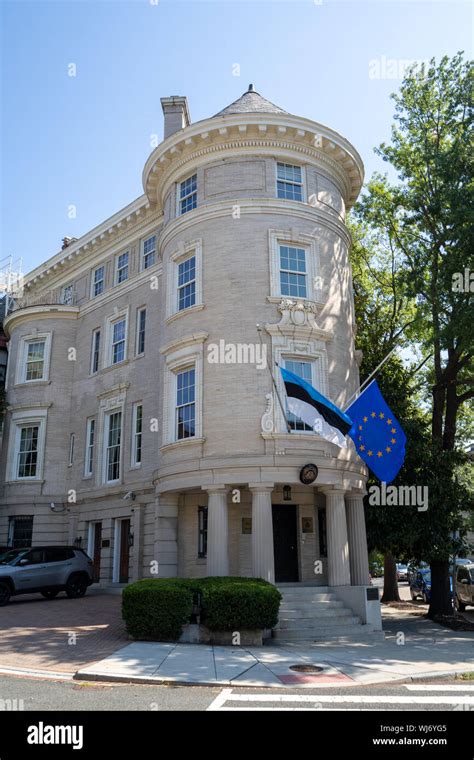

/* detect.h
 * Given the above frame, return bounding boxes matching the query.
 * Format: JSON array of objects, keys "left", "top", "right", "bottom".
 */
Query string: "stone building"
[{"left": 0, "top": 86, "right": 380, "bottom": 634}]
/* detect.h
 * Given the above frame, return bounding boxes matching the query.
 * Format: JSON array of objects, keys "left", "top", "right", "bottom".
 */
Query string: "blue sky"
[{"left": 1, "top": 0, "right": 472, "bottom": 274}]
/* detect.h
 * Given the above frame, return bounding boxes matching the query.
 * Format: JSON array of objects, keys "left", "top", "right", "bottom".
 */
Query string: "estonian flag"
[{"left": 280, "top": 367, "right": 353, "bottom": 448}]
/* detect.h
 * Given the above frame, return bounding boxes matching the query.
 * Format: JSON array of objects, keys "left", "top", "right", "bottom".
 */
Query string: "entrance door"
[
  {"left": 119, "top": 519, "right": 131, "bottom": 583},
  {"left": 272, "top": 505, "right": 299, "bottom": 582},
  {"left": 93, "top": 522, "right": 102, "bottom": 583}
]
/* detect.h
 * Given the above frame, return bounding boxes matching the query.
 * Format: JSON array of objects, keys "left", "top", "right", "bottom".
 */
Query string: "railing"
[{"left": 7, "top": 290, "right": 77, "bottom": 314}]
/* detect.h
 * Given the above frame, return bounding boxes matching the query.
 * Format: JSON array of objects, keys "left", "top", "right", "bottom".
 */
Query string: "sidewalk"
[{"left": 76, "top": 615, "right": 474, "bottom": 688}]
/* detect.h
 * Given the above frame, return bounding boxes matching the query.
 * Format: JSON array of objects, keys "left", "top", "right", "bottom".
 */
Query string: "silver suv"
[
  {"left": 454, "top": 563, "right": 474, "bottom": 611},
  {"left": 0, "top": 546, "right": 94, "bottom": 606}
]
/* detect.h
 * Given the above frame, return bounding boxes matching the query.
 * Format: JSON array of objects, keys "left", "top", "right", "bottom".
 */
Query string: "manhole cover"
[{"left": 289, "top": 664, "right": 324, "bottom": 673}]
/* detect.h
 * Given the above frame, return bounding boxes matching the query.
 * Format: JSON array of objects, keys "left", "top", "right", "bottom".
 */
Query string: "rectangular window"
[
  {"left": 318, "top": 507, "right": 327, "bottom": 558},
  {"left": 17, "top": 425, "right": 39, "bottom": 478},
  {"left": 132, "top": 403, "right": 143, "bottom": 466},
  {"left": 115, "top": 251, "right": 129, "bottom": 284},
  {"left": 198, "top": 506, "right": 208, "bottom": 558},
  {"left": 142, "top": 235, "right": 156, "bottom": 270},
  {"left": 136, "top": 308, "right": 146, "bottom": 355},
  {"left": 280, "top": 245, "right": 307, "bottom": 298},
  {"left": 25, "top": 340, "right": 45, "bottom": 381},
  {"left": 69, "top": 433, "right": 75, "bottom": 466},
  {"left": 178, "top": 256, "right": 196, "bottom": 311},
  {"left": 111, "top": 318, "right": 126, "bottom": 365},
  {"left": 285, "top": 359, "right": 313, "bottom": 431},
  {"left": 91, "top": 330, "right": 101, "bottom": 374},
  {"left": 176, "top": 368, "right": 195, "bottom": 440},
  {"left": 92, "top": 266, "right": 105, "bottom": 298},
  {"left": 61, "top": 284, "right": 74, "bottom": 305},
  {"left": 8, "top": 516, "right": 34, "bottom": 548},
  {"left": 106, "top": 411, "right": 122, "bottom": 483},
  {"left": 179, "top": 174, "right": 197, "bottom": 215},
  {"left": 85, "top": 419, "right": 95, "bottom": 476},
  {"left": 277, "top": 162, "right": 303, "bottom": 201}
]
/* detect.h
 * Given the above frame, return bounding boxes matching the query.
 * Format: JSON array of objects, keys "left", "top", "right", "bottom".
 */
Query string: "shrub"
[
  {"left": 196, "top": 577, "right": 281, "bottom": 631},
  {"left": 122, "top": 579, "right": 193, "bottom": 641},
  {"left": 122, "top": 576, "right": 282, "bottom": 640}
]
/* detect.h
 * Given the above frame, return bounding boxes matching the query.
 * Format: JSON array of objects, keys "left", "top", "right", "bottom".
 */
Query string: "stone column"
[
  {"left": 346, "top": 491, "right": 369, "bottom": 586},
  {"left": 154, "top": 492, "right": 179, "bottom": 578},
  {"left": 203, "top": 486, "right": 229, "bottom": 576},
  {"left": 322, "top": 488, "right": 351, "bottom": 586},
  {"left": 100, "top": 518, "right": 114, "bottom": 584},
  {"left": 249, "top": 484, "right": 275, "bottom": 584},
  {"left": 131, "top": 504, "right": 145, "bottom": 582}
]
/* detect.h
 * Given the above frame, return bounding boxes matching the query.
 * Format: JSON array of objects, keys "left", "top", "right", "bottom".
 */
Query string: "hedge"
[
  {"left": 122, "top": 579, "right": 193, "bottom": 641},
  {"left": 122, "top": 577, "right": 281, "bottom": 640}
]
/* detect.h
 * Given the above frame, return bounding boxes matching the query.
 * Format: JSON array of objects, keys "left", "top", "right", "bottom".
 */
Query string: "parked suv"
[
  {"left": 0, "top": 546, "right": 94, "bottom": 606},
  {"left": 454, "top": 563, "right": 474, "bottom": 611}
]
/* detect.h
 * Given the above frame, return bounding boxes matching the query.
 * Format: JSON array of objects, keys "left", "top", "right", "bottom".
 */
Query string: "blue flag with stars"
[{"left": 346, "top": 380, "right": 406, "bottom": 483}]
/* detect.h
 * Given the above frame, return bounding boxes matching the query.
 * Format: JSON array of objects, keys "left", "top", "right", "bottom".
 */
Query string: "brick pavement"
[{"left": 0, "top": 592, "right": 127, "bottom": 673}]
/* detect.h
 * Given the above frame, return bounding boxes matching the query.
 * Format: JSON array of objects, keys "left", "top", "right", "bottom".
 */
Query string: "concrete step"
[
  {"left": 277, "top": 585, "right": 331, "bottom": 594},
  {"left": 272, "top": 630, "right": 385, "bottom": 644},
  {"left": 276, "top": 615, "right": 360, "bottom": 631},
  {"left": 278, "top": 609, "right": 355, "bottom": 624},
  {"left": 279, "top": 593, "right": 337, "bottom": 603},
  {"left": 273, "top": 623, "right": 367, "bottom": 640},
  {"left": 279, "top": 600, "right": 344, "bottom": 612}
]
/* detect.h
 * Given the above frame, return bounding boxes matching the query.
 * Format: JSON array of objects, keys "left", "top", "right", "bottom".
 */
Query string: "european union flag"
[{"left": 346, "top": 380, "right": 406, "bottom": 483}]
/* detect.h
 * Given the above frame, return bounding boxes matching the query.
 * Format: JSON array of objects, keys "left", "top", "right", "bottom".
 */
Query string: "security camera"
[{"left": 123, "top": 491, "right": 136, "bottom": 501}]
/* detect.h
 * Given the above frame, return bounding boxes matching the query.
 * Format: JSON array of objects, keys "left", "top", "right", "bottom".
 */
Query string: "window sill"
[
  {"left": 96, "top": 359, "right": 130, "bottom": 376},
  {"left": 4, "top": 479, "right": 45, "bottom": 485},
  {"left": 160, "top": 437, "right": 205, "bottom": 454},
  {"left": 14, "top": 380, "right": 51, "bottom": 389},
  {"left": 165, "top": 303, "right": 205, "bottom": 325}
]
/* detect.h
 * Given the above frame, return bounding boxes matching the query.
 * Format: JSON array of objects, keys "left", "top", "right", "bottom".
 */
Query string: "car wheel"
[
  {"left": 410, "top": 588, "right": 416, "bottom": 600},
  {"left": 455, "top": 595, "right": 466, "bottom": 612},
  {"left": 0, "top": 582, "right": 11, "bottom": 606},
  {"left": 65, "top": 574, "right": 88, "bottom": 599},
  {"left": 41, "top": 589, "right": 59, "bottom": 599},
  {"left": 423, "top": 592, "right": 429, "bottom": 604}
]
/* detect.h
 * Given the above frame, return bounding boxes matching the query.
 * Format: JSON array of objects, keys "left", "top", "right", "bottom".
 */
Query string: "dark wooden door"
[
  {"left": 272, "top": 505, "right": 299, "bottom": 582},
  {"left": 93, "top": 522, "right": 102, "bottom": 583},
  {"left": 119, "top": 519, "right": 130, "bottom": 583}
]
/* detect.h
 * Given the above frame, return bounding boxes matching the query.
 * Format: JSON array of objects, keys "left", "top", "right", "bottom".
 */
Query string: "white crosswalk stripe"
[{"left": 207, "top": 687, "right": 474, "bottom": 711}]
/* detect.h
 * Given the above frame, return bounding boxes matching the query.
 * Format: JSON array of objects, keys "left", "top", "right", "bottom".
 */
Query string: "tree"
[{"left": 353, "top": 53, "right": 474, "bottom": 616}]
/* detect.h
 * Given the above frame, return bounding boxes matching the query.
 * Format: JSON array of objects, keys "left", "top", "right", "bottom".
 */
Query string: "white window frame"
[
  {"left": 90, "top": 329, "right": 101, "bottom": 374},
  {"left": 91, "top": 265, "right": 105, "bottom": 298},
  {"left": 141, "top": 234, "right": 157, "bottom": 271},
  {"left": 161, "top": 334, "right": 206, "bottom": 446},
  {"left": 165, "top": 239, "right": 203, "bottom": 321},
  {"left": 68, "top": 433, "right": 75, "bottom": 466},
  {"left": 177, "top": 255, "right": 196, "bottom": 312},
  {"left": 283, "top": 358, "right": 316, "bottom": 433},
  {"left": 103, "top": 409, "right": 122, "bottom": 485},
  {"left": 268, "top": 229, "right": 322, "bottom": 303},
  {"left": 105, "top": 309, "right": 129, "bottom": 368},
  {"left": 131, "top": 402, "right": 143, "bottom": 468},
  {"left": 136, "top": 307, "right": 146, "bottom": 356},
  {"left": 279, "top": 244, "right": 308, "bottom": 300},
  {"left": 16, "top": 333, "right": 52, "bottom": 385},
  {"left": 84, "top": 418, "right": 95, "bottom": 477},
  {"left": 115, "top": 251, "right": 129, "bottom": 285},
  {"left": 61, "top": 284, "right": 74, "bottom": 305},
  {"left": 175, "top": 366, "right": 196, "bottom": 441},
  {"left": 276, "top": 162, "right": 305, "bottom": 202},
  {"left": 8, "top": 409, "right": 48, "bottom": 482},
  {"left": 177, "top": 173, "right": 197, "bottom": 216}
]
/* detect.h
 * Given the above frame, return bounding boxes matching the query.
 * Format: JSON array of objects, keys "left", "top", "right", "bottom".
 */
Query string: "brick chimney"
[{"left": 160, "top": 96, "right": 191, "bottom": 140}]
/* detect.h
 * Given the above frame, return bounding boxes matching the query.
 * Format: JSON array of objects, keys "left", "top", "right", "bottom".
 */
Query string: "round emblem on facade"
[{"left": 299, "top": 464, "right": 318, "bottom": 485}]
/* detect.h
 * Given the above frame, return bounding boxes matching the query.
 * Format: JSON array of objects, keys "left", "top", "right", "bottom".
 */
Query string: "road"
[{"left": 0, "top": 674, "right": 473, "bottom": 711}]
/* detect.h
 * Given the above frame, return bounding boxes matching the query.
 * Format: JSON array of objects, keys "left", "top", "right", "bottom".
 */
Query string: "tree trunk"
[
  {"left": 431, "top": 383, "right": 445, "bottom": 443},
  {"left": 443, "top": 381, "right": 459, "bottom": 451},
  {"left": 428, "top": 559, "right": 453, "bottom": 618},
  {"left": 381, "top": 552, "right": 400, "bottom": 602}
]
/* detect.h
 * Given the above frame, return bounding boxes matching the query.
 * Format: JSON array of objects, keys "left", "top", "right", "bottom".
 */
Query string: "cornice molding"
[
  {"left": 160, "top": 331, "right": 209, "bottom": 356},
  {"left": 143, "top": 114, "right": 364, "bottom": 210},
  {"left": 159, "top": 198, "right": 352, "bottom": 251}
]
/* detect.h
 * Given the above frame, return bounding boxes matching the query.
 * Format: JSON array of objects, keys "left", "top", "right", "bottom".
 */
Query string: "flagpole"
[
  {"left": 344, "top": 344, "right": 398, "bottom": 412},
  {"left": 256, "top": 324, "right": 292, "bottom": 433}
]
